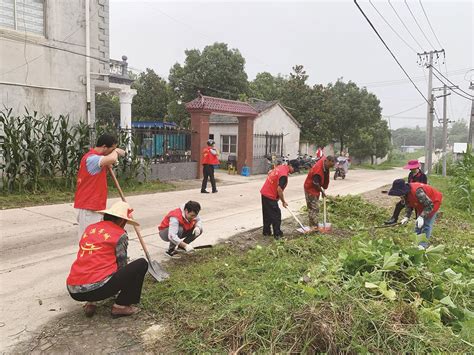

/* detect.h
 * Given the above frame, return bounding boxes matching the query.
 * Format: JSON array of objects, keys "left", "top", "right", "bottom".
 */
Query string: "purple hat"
[
  {"left": 388, "top": 179, "right": 410, "bottom": 196},
  {"left": 403, "top": 160, "right": 420, "bottom": 170}
]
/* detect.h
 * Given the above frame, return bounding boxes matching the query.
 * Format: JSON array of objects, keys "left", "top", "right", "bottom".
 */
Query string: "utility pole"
[
  {"left": 433, "top": 85, "right": 455, "bottom": 176},
  {"left": 418, "top": 49, "right": 444, "bottom": 174},
  {"left": 470, "top": 79, "right": 474, "bottom": 150}
]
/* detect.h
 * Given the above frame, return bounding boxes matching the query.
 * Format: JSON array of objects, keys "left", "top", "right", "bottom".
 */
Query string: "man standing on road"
[
  {"left": 388, "top": 179, "right": 442, "bottom": 248},
  {"left": 201, "top": 139, "right": 219, "bottom": 194},
  {"left": 304, "top": 156, "right": 336, "bottom": 228},
  {"left": 384, "top": 160, "right": 427, "bottom": 225},
  {"left": 74, "top": 134, "right": 126, "bottom": 238},
  {"left": 260, "top": 161, "right": 299, "bottom": 239},
  {"left": 158, "top": 201, "right": 203, "bottom": 258}
]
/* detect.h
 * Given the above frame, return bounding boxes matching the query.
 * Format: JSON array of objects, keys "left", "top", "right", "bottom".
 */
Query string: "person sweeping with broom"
[{"left": 304, "top": 155, "right": 336, "bottom": 230}]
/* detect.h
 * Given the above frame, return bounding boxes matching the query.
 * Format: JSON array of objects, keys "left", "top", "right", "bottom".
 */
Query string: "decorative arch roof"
[{"left": 185, "top": 94, "right": 258, "bottom": 117}]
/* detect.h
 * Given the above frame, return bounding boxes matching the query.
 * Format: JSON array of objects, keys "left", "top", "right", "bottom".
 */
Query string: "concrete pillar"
[
  {"left": 237, "top": 116, "right": 255, "bottom": 174},
  {"left": 118, "top": 88, "right": 137, "bottom": 153},
  {"left": 190, "top": 111, "right": 211, "bottom": 178}
]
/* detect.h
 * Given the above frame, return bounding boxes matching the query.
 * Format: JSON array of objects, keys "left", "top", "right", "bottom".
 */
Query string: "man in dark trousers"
[
  {"left": 384, "top": 160, "right": 427, "bottom": 225},
  {"left": 260, "top": 161, "right": 299, "bottom": 239},
  {"left": 201, "top": 139, "right": 219, "bottom": 193},
  {"left": 388, "top": 179, "right": 442, "bottom": 248},
  {"left": 304, "top": 155, "right": 336, "bottom": 228}
]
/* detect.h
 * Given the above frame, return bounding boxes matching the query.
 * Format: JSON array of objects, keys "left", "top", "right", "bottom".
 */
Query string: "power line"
[
  {"left": 431, "top": 70, "right": 474, "bottom": 101},
  {"left": 431, "top": 66, "right": 474, "bottom": 98},
  {"left": 404, "top": 0, "right": 436, "bottom": 49},
  {"left": 419, "top": 0, "right": 443, "bottom": 49},
  {"left": 354, "top": 0, "right": 429, "bottom": 104},
  {"left": 388, "top": 0, "right": 424, "bottom": 51},
  {"left": 368, "top": 0, "right": 417, "bottom": 54},
  {"left": 358, "top": 68, "right": 470, "bottom": 86},
  {"left": 386, "top": 102, "right": 426, "bottom": 117}
]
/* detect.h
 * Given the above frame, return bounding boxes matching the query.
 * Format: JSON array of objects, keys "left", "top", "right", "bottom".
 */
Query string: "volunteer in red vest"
[
  {"left": 74, "top": 133, "right": 126, "bottom": 238},
  {"left": 67, "top": 201, "right": 147, "bottom": 318},
  {"left": 260, "top": 161, "right": 299, "bottom": 239},
  {"left": 158, "top": 201, "right": 203, "bottom": 258},
  {"left": 388, "top": 178, "right": 443, "bottom": 248},
  {"left": 303, "top": 156, "right": 336, "bottom": 228},
  {"left": 385, "top": 160, "right": 428, "bottom": 225},
  {"left": 201, "top": 139, "right": 220, "bottom": 193},
  {"left": 315, "top": 146, "right": 324, "bottom": 159}
]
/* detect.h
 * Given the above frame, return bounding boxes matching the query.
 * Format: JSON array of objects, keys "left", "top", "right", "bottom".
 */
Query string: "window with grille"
[
  {"left": 221, "top": 135, "right": 237, "bottom": 154},
  {"left": 0, "top": 0, "right": 45, "bottom": 36}
]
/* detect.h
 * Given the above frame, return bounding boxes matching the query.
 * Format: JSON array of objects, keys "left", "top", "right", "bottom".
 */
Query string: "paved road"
[{"left": 0, "top": 168, "right": 404, "bottom": 351}]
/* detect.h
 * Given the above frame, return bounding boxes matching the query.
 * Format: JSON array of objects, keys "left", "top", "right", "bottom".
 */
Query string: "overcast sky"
[{"left": 109, "top": 0, "right": 473, "bottom": 130}]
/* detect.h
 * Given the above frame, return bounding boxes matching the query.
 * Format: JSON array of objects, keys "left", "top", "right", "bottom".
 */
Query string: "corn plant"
[{"left": 449, "top": 147, "right": 473, "bottom": 214}]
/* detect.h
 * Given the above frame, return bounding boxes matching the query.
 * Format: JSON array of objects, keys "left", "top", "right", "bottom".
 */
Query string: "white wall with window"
[
  {"left": 209, "top": 123, "right": 238, "bottom": 162},
  {"left": 0, "top": 0, "right": 45, "bottom": 36}
]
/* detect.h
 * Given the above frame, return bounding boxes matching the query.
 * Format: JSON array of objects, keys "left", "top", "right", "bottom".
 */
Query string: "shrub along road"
[{"left": 0, "top": 168, "right": 406, "bottom": 351}]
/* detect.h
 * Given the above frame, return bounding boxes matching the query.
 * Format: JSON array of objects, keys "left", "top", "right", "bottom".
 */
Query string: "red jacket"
[
  {"left": 260, "top": 165, "right": 290, "bottom": 200},
  {"left": 202, "top": 146, "right": 219, "bottom": 165},
  {"left": 67, "top": 221, "right": 125, "bottom": 286},
  {"left": 159, "top": 208, "right": 196, "bottom": 232},
  {"left": 406, "top": 183, "right": 442, "bottom": 218},
  {"left": 304, "top": 157, "right": 329, "bottom": 197},
  {"left": 74, "top": 149, "right": 107, "bottom": 211}
]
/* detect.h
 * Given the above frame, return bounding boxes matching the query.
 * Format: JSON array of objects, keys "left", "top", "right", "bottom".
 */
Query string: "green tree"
[
  {"left": 132, "top": 68, "right": 170, "bottom": 120},
  {"left": 350, "top": 120, "right": 391, "bottom": 163},
  {"left": 448, "top": 120, "right": 469, "bottom": 144},
  {"left": 95, "top": 92, "right": 120, "bottom": 127},
  {"left": 249, "top": 72, "right": 287, "bottom": 101}
]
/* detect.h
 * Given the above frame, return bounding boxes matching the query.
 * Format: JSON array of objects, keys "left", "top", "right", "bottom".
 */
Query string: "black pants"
[
  {"left": 201, "top": 164, "right": 217, "bottom": 192},
  {"left": 261, "top": 195, "right": 282, "bottom": 237},
  {"left": 70, "top": 258, "right": 148, "bottom": 306},
  {"left": 391, "top": 201, "right": 405, "bottom": 221},
  {"left": 162, "top": 228, "right": 197, "bottom": 252}
]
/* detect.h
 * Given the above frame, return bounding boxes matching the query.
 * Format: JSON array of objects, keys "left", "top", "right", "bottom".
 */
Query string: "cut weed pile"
[{"left": 143, "top": 176, "right": 473, "bottom": 353}]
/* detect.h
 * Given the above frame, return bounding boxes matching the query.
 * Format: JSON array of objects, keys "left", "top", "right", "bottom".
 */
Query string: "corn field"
[{"left": 0, "top": 109, "right": 150, "bottom": 193}]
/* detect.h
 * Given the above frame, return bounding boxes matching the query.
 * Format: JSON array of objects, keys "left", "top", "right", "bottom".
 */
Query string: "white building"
[
  {"left": 209, "top": 100, "right": 301, "bottom": 173},
  {"left": 0, "top": 0, "right": 135, "bottom": 127}
]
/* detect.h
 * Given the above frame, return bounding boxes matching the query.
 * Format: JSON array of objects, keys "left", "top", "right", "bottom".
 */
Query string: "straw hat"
[{"left": 97, "top": 201, "right": 139, "bottom": 226}]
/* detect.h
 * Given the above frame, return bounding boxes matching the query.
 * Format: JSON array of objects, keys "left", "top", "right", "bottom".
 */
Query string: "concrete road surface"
[{"left": 0, "top": 168, "right": 404, "bottom": 351}]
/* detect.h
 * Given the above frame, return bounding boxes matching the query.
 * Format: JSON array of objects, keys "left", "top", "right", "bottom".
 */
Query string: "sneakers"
[
  {"left": 111, "top": 304, "right": 140, "bottom": 318},
  {"left": 201, "top": 190, "right": 210, "bottom": 194},
  {"left": 165, "top": 250, "right": 181, "bottom": 259},
  {"left": 384, "top": 218, "right": 397, "bottom": 225},
  {"left": 83, "top": 302, "right": 97, "bottom": 318}
]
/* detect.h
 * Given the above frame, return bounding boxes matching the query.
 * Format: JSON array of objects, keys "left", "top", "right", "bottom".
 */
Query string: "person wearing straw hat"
[
  {"left": 388, "top": 179, "right": 442, "bottom": 248},
  {"left": 158, "top": 201, "right": 203, "bottom": 258},
  {"left": 74, "top": 134, "right": 126, "bottom": 239},
  {"left": 260, "top": 161, "right": 300, "bottom": 239},
  {"left": 67, "top": 201, "right": 148, "bottom": 318},
  {"left": 384, "top": 160, "right": 427, "bottom": 225},
  {"left": 303, "top": 155, "right": 336, "bottom": 229}
]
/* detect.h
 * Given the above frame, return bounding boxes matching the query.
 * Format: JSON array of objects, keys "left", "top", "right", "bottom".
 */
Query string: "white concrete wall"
[
  {"left": 253, "top": 105, "right": 301, "bottom": 159},
  {"left": 0, "top": 0, "right": 109, "bottom": 123},
  {"left": 299, "top": 142, "right": 335, "bottom": 157},
  {"left": 209, "top": 124, "right": 238, "bottom": 161}
]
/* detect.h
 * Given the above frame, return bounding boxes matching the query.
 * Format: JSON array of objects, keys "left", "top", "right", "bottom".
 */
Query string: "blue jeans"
[{"left": 415, "top": 212, "right": 438, "bottom": 248}]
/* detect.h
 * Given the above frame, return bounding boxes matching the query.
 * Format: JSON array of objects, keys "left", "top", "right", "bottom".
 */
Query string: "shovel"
[
  {"left": 285, "top": 207, "right": 312, "bottom": 234},
  {"left": 318, "top": 194, "right": 332, "bottom": 233},
  {"left": 108, "top": 167, "right": 169, "bottom": 282}
]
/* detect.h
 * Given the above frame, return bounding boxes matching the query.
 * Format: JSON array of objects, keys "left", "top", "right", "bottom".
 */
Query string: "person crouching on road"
[
  {"left": 260, "top": 161, "right": 300, "bottom": 239},
  {"left": 67, "top": 201, "right": 147, "bottom": 318},
  {"left": 388, "top": 179, "right": 442, "bottom": 248},
  {"left": 158, "top": 201, "right": 203, "bottom": 258},
  {"left": 304, "top": 155, "right": 335, "bottom": 228},
  {"left": 201, "top": 139, "right": 219, "bottom": 193},
  {"left": 385, "top": 160, "right": 427, "bottom": 225}
]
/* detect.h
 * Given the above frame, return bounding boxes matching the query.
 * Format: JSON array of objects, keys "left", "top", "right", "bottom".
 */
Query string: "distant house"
[{"left": 209, "top": 100, "right": 301, "bottom": 172}]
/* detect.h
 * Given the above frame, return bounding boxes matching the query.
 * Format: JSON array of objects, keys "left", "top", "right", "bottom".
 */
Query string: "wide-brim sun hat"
[
  {"left": 388, "top": 179, "right": 410, "bottom": 196},
  {"left": 403, "top": 160, "right": 420, "bottom": 170},
  {"left": 97, "top": 201, "right": 140, "bottom": 226}
]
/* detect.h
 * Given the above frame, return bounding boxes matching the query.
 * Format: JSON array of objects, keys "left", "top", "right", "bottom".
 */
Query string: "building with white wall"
[{"left": 0, "top": 0, "right": 135, "bottom": 127}]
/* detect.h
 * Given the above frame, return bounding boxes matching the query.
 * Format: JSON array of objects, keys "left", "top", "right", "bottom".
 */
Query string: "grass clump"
[{"left": 142, "top": 179, "right": 473, "bottom": 353}]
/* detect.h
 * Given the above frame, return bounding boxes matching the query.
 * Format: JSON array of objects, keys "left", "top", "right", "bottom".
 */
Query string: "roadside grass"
[
  {"left": 353, "top": 149, "right": 424, "bottom": 170},
  {"left": 142, "top": 176, "right": 473, "bottom": 353},
  {"left": 0, "top": 179, "right": 175, "bottom": 209}
]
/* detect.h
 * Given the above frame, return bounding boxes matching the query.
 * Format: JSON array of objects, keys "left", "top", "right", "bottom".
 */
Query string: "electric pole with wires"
[
  {"left": 418, "top": 49, "right": 444, "bottom": 174},
  {"left": 433, "top": 84, "right": 455, "bottom": 176}
]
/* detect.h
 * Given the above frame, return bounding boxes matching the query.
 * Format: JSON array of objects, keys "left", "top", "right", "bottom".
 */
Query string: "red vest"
[
  {"left": 260, "top": 165, "right": 290, "bottom": 200},
  {"left": 73, "top": 149, "right": 108, "bottom": 211},
  {"left": 202, "top": 146, "right": 219, "bottom": 165},
  {"left": 406, "top": 183, "right": 442, "bottom": 218},
  {"left": 67, "top": 221, "right": 125, "bottom": 286},
  {"left": 159, "top": 208, "right": 196, "bottom": 232},
  {"left": 304, "top": 157, "right": 328, "bottom": 196}
]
